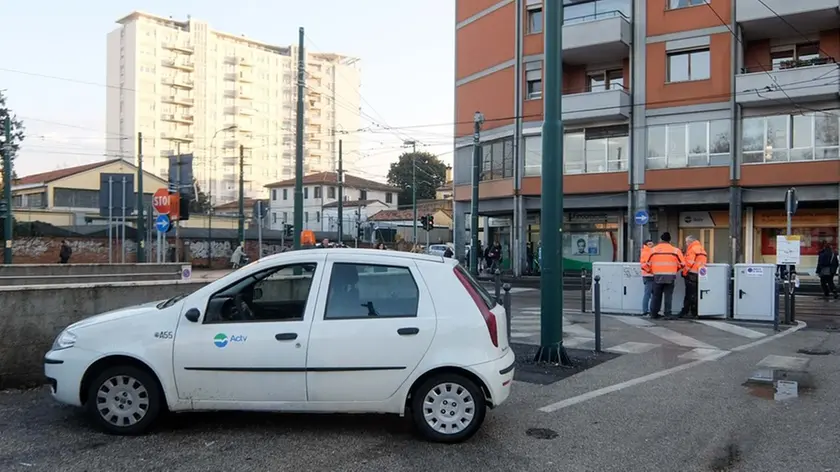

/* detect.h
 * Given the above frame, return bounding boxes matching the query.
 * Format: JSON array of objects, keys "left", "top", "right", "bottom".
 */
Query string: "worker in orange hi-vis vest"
[
  {"left": 640, "top": 239, "right": 655, "bottom": 316},
  {"left": 641, "top": 232, "right": 685, "bottom": 319},
  {"left": 679, "top": 235, "right": 708, "bottom": 319}
]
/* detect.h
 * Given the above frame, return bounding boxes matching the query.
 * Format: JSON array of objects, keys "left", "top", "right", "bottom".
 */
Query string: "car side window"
[
  {"left": 203, "top": 263, "right": 317, "bottom": 324},
  {"left": 324, "top": 263, "right": 419, "bottom": 320}
]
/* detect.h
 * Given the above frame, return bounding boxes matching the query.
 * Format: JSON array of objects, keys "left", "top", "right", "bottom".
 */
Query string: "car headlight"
[{"left": 52, "top": 330, "right": 77, "bottom": 351}]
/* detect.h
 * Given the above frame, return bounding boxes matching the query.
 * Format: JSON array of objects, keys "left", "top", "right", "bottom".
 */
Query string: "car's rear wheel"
[
  {"left": 411, "top": 373, "right": 486, "bottom": 443},
  {"left": 86, "top": 365, "right": 161, "bottom": 435}
]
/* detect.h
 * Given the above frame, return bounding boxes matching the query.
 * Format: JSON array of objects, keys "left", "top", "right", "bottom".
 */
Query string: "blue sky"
[{"left": 1, "top": 0, "right": 454, "bottom": 182}]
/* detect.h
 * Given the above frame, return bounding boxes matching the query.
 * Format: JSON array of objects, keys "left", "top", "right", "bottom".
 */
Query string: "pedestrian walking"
[
  {"left": 816, "top": 241, "right": 839, "bottom": 299},
  {"left": 231, "top": 244, "right": 244, "bottom": 269},
  {"left": 640, "top": 239, "right": 654, "bottom": 316},
  {"left": 642, "top": 232, "right": 685, "bottom": 319},
  {"left": 679, "top": 235, "right": 708, "bottom": 319},
  {"left": 58, "top": 240, "right": 72, "bottom": 264}
]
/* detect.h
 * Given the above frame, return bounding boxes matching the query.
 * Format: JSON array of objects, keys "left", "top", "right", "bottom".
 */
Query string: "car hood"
[{"left": 68, "top": 300, "right": 165, "bottom": 330}]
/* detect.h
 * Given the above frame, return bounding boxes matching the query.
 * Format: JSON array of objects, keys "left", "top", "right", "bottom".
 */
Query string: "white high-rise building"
[{"left": 105, "top": 11, "right": 362, "bottom": 204}]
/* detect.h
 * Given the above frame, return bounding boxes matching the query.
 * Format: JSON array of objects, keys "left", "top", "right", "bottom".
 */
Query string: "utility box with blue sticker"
[{"left": 733, "top": 263, "right": 777, "bottom": 321}]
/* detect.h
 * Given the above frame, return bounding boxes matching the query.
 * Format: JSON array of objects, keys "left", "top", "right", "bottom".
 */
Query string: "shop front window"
[
  {"left": 742, "top": 112, "right": 840, "bottom": 163},
  {"left": 647, "top": 119, "right": 731, "bottom": 169},
  {"left": 760, "top": 226, "right": 838, "bottom": 271}
]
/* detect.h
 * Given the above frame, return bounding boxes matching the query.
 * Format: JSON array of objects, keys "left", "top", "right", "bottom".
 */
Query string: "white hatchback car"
[{"left": 45, "top": 249, "right": 514, "bottom": 443}]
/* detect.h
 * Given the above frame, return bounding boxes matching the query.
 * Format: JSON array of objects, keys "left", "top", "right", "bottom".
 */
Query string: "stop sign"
[{"left": 153, "top": 188, "right": 171, "bottom": 214}]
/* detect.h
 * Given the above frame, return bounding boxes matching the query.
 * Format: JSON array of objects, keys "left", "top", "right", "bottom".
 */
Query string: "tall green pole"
[
  {"left": 535, "top": 0, "right": 570, "bottom": 365},
  {"left": 238, "top": 144, "right": 245, "bottom": 245},
  {"left": 410, "top": 141, "right": 417, "bottom": 243},
  {"left": 337, "top": 139, "right": 343, "bottom": 242},
  {"left": 136, "top": 132, "right": 145, "bottom": 262},
  {"left": 470, "top": 113, "right": 483, "bottom": 276},
  {"left": 293, "top": 27, "right": 305, "bottom": 249},
  {"left": 2, "top": 116, "right": 12, "bottom": 264}
]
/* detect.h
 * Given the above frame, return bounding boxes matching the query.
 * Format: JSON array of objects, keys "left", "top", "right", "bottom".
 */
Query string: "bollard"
[
  {"left": 580, "top": 269, "right": 587, "bottom": 313},
  {"left": 790, "top": 281, "right": 796, "bottom": 323},
  {"left": 494, "top": 269, "right": 502, "bottom": 304},
  {"left": 783, "top": 279, "right": 791, "bottom": 325},
  {"left": 773, "top": 276, "right": 781, "bottom": 332},
  {"left": 593, "top": 275, "right": 602, "bottom": 352},
  {"left": 503, "top": 283, "right": 512, "bottom": 341}
]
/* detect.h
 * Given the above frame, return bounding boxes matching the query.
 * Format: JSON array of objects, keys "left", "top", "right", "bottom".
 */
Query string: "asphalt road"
[{"left": 1, "top": 289, "right": 838, "bottom": 471}]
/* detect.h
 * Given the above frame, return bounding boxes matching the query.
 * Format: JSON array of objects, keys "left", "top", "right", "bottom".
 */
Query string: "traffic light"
[
  {"left": 357, "top": 224, "right": 364, "bottom": 239},
  {"left": 426, "top": 214, "right": 435, "bottom": 231},
  {"left": 419, "top": 215, "right": 427, "bottom": 231},
  {"left": 284, "top": 224, "right": 293, "bottom": 237}
]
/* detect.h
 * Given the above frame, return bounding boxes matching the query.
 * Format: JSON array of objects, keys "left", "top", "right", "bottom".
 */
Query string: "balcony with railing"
[
  {"left": 563, "top": 84, "right": 631, "bottom": 124},
  {"left": 161, "top": 59, "right": 194, "bottom": 71},
  {"left": 160, "top": 131, "right": 194, "bottom": 142},
  {"left": 161, "top": 76, "right": 193, "bottom": 89},
  {"left": 561, "top": 0, "right": 632, "bottom": 64},
  {"left": 161, "top": 42, "right": 194, "bottom": 54},
  {"left": 736, "top": 0, "right": 840, "bottom": 34},
  {"left": 736, "top": 43, "right": 840, "bottom": 106},
  {"left": 161, "top": 95, "right": 194, "bottom": 107}
]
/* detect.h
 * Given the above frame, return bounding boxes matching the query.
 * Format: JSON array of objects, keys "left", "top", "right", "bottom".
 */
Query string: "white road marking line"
[
  {"left": 609, "top": 315, "right": 655, "bottom": 327},
  {"left": 510, "top": 332, "right": 537, "bottom": 339},
  {"left": 695, "top": 320, "right": 766, "bottom": 339},
  {"left": 538, "top": 321, "right": 807, "bottom": 413},
  {"left": 564, "top": 323, "right": 596, "bottom": 339},
  {"left": 606, "top": 342, "right": 660, "bottom": 354},
  {"left": 731, "top": 321, "right": 806, "bottom": 352},
  {"left": 678, "top": 348, "right": 730, "bottom": 361},
  {"left": 643, "top": 326, "right": 717, "bottom": 349},
  {"left": 563, "top": 337, "right": 594, "bottom": 348},
  {"left": 757, "top": 354, "right": 810, "bottom": 371}
]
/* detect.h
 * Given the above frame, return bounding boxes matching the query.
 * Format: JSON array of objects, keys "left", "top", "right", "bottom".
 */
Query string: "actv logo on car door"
[{"left": 213, "top": 333, "right": 247, "bottom": 348}]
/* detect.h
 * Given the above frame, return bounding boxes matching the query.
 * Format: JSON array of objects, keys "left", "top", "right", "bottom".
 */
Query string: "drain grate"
[{"left": 797, "top": 348, "right": 833, "bottom": 356}]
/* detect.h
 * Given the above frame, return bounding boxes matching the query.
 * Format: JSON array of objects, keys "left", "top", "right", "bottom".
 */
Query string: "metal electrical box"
[
  {"left": 592, "top": 262, "right": 729, "bottom": 317},
  {"left": 733, "top": 263, "right": 777, "bottom": 321}
]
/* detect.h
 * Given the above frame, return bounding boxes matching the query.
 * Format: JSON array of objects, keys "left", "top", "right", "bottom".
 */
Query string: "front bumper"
[
  {"left": 44, "top": 347, "right": 100, "bottom": 407},
  {"left": 469, "top": 348, "right": 515, "bottom": 408}
]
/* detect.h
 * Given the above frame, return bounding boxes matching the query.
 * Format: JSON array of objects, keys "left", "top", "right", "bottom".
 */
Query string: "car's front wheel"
[
  {"left": 86, "top": 365, "right": 162, "bottom": 435},
  {"left": 411, "top": 373, "right": 487, "bottom": 443}
]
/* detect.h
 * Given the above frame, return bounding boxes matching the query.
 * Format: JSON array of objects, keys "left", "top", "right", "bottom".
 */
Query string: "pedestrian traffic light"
[
  {"left": 426, "top": 214, "right": 435, "bottom": 231},
  {"left": 419, "top": 215, "right": 427, "bottom": 231}
]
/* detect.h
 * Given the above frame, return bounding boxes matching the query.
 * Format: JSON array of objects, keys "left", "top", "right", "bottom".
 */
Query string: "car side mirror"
[
  {"left": 184, "top": 308, "right": 201, "bottom": 323},
  {"left": 253, "top": 288, "right": 263, "bottom": 300}
]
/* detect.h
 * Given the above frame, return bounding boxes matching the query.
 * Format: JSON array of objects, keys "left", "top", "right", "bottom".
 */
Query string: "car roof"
[{"left": 259, "top": 248, "right": 448, "bottom": 265}]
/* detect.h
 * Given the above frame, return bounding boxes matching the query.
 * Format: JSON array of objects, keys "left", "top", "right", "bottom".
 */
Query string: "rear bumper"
[{"left": 469, "top": 348, "right": 515, "bottom": 408}]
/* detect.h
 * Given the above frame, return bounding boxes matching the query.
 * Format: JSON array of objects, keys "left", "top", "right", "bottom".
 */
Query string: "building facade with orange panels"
[{"left": 453, "top": 0, "right": 840, "bottom": 274}]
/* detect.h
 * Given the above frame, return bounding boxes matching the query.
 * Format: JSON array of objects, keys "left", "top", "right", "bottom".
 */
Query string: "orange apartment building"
[{"left": 453, "top": 0, "right": 840, "bottom": 274}]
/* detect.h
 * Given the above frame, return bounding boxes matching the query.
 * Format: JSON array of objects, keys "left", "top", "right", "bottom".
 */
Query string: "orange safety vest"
[
  {"left": 640, "top": 245, "right": 653, "bottom": 277},
  {"left": 644, "top": 242, "right": 685, "bottom": 276},
  {"left": 683, "top": 240, "right": 708, "bottom": 275}
]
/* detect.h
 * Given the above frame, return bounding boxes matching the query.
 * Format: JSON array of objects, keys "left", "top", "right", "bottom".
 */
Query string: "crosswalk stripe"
[
  {"left": 694, "top": 320, "right": 766, "bottom": 339},
  {"left": 609, "top": 315, "right": 655, "bottom": 327},
  {"left": 564, "top": 323, "right": 596, "bottom": 339},
  {"left": 678, "top": 348, "right": 729, "bottom": 361},
  {"left": 607, "top": 342, "right": 660, "bottom": 354},
  {"left": 643, "top": 326, "right": 717, "bottom": 349}
]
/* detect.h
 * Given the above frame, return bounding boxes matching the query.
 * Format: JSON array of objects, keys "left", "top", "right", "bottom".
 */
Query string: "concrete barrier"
[
  {"left": 0, "top": 263, "right": 187, "bottom": 286},
  {"left": 0, "top": 279, "right": 210, "bottom": 389}
]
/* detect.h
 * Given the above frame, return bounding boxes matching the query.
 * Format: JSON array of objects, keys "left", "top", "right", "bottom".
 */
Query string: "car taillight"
[{"left": 454, "top": 268, "right": 498, "bottom": 347}]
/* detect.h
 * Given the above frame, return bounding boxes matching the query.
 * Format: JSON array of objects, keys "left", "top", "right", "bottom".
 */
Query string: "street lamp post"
[{"left": 403, "top": 140, "right": 417, "bottom": 244}]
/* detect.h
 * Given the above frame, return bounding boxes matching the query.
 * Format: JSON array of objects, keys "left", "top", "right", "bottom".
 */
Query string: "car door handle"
[
  {"left": 397, "top": 327, "right": 419, "bottom": 336},
  {"left": 275, "top": 333, "right": 298, "bottom": 341}
]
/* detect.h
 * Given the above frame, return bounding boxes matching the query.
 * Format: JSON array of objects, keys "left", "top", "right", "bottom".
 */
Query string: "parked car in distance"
[
  {"left": 426, "top": 244, "right": 450, "bottom": 257},
  {"left": 44, "top": 249, "right": 514, "bottom": 443}
]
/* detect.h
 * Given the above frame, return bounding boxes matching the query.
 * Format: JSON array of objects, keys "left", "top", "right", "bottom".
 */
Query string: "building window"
[
  {"left": 526, "top": 0, "right": 542, "bottom": 34},
  {"left": 525, "top": 61, "right": 542, "bottom": 99},
  {"left": 271, "top": 189, "right": 277, "bottom": 200},
  {"left": 667, "top": 49, "right": 710, "bottom": 82},
  {"left": 770, "top": 43, "right": 821, "bottom": 70},
  {"left": 305, "top": 211, "right": 309, "bottom": 223},
  {"left": 359, "top": 190, "right": 367, "bottom": 200},
  {"left": 480, "top": 137, "right": 516, "bottom": 181},
  {"left": 385, "top": 192, "right": 393, "bottom": 204},
  {"left": 314, "top": 186, "right": 322, "bottom": 198},
  {"left": 283, "top": 188, "right": 288, "bottom": 200},
  {"left": 328, "top": 186, "right": 336, "bottom": 199},
  {"left": 741, "top": 112, "right": 840, "bottom": 164},
  {"left": 587, "top": 69, "right": 624, "bottom": 92},
  {"left": 669, "top": 0, "right": 708, "bottom": 9},
  {"left": 283, "top": 211, "right": 288, "bottom": 222},
  {"left": 647, "top": 120, "right": 732, "bottom": 168},
  {"left": 272, "top": 212, "right": 277, "bottom": 224},
  {"left": 304, "top": 187, "right": 309, "bottom": 199},
  {"left": 316, "top": 211, "right": 321, "bottom": 223},
  {"left": 565, "top": 125, "right": 630, "bottom": 174}
]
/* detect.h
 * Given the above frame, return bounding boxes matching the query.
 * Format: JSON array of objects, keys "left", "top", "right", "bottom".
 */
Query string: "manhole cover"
[
  {"left": 797, "top": 348, "right": 832, "bottom": 356},
  {"left": 526, "top": 427, "right": 558, "bottom": 440}
]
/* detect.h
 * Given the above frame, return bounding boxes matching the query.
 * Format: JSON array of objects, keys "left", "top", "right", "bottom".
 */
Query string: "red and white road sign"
[{"left": 153, "top": 188, "right": 171, "bottom": 214}]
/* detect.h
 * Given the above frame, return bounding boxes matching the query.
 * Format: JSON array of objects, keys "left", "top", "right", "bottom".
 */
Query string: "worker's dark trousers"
[
  {"left": 681, "top": 273, "right": 699, "bottom": 317},
  {"left": 650, "top": 282, "right": 675, "bottom": 317}
]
